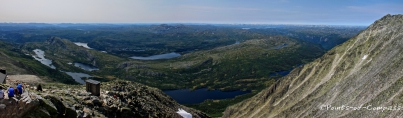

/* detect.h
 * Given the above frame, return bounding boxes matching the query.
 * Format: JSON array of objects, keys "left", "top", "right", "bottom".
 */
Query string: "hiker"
[
  {"left": 17, "top": 83, "right": 23, "bottom": 94},
  {"left": 8, "top": 87, "right": 15, "bottom": 98},
  {"left": 0, "top": 87, "right": 4, "bottom": 100},
  {"left": 14, "top": 83, "right": 19, "bottom": 97},
  {"left": 37, "top": 84, "right": 43, "bottom": 91},
  {"left": 14, "top": 86, "right": 19, "bottom": 97}
]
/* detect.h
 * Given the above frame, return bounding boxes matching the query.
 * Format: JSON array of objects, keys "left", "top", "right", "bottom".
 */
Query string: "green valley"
[{"left": 0, "top": 24, "right": 363, "bottom": 117}]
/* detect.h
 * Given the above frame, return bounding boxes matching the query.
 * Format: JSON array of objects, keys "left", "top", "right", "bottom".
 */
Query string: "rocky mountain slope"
[
  {"left": 0, "top": 40, "right": 32, "bottom": 74},
  {"left": 223, "top": 14, "right": 403, "bottom": 118},
  {"left": 22, "top": 37, "right": 127, "bottom": 71},
  {"left": 1, "top": 79, "right": 209, "bottom": 118}
]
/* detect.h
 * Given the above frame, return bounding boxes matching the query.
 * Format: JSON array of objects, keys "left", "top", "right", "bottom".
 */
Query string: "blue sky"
[{"left": 0, "top": 0, "right": 402, "bottom": 25}]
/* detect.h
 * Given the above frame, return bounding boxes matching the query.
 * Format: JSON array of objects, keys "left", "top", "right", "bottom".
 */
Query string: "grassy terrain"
[
  {"left": 17, "top": 36, "right": 325, "bottom": 117},
  {"left": 187, "top": 92, "right": 258, "bottom": 117},
  {"left": 19, "top": 36, "right": 325, "bottom": 92},
  {"left": 0, "top": 40, "right": 77, "bottom": 84},
  {"left": 13, "top": 36, "right": 325, "bottom": 118},
  {"left": 140, "top": 36, "right": 325, "bottom": 90}
]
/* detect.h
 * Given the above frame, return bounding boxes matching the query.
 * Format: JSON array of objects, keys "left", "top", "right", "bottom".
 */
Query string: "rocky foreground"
[{"left": 0, "top": 80, "right": 209, "bottom": 118}]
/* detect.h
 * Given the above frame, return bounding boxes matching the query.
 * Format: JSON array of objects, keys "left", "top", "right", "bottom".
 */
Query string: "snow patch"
[
  {"left": 362, "top": 55, "right": 368, "bottom": 60},
  {"left": 74, "top": 42, "right": 92, "bottom": 49},
  {"left": 177, "top": 108, "right": 192, "bottom": 118}
]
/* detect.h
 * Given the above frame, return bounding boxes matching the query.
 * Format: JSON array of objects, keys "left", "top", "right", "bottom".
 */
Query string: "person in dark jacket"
[
  {"left": 8, "top": 87, "right": 15, "bottom": 98},
  {"left": 17, "top": 83, "right": 23, "bottom": 94},
  {"left": 37, "top": 84, "right": 43, "bottom": 91},
  {"left": 0, "top": 86, "right": 4, "bottom": 100}
]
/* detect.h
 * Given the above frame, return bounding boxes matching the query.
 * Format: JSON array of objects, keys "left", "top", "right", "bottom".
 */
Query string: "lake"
[
  {"left": 270, "top": 64, "right": 304, "bottom": 79},
  {"left": 74, "top": 42, "right": 92, "bottom": 49},
  {"left": 275, "top": 43, "right": 288, "bottom": 50},
  {"left": 32, "top": 49, "right": 93, "bottom": 84},
  {"left": 130, "top": 52, "right": 181, "bottom": 60},
  {"left": 74, "top": 62, "right": 99, "bottom": 71},
  {"left": 64, "top": 72, "right": 92, "bottom": 84},
  {"left": 276, "top": 70, "right": 291, "bottom": 76},
  {"left": 32, "top": 49, "right": 56, "bottom": 69},
  {"left": 163, "top": 88, "right": 251, "bottom": 104}
]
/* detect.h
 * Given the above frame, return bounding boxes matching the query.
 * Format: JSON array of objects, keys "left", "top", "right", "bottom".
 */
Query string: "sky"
[{"left": 0, "top": 0, "right": 402, "bottom": 26}]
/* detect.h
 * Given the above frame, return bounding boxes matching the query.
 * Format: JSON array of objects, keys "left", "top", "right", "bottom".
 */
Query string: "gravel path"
[{"left": 6, "top": 75, "right": 44, "bottom": 84}]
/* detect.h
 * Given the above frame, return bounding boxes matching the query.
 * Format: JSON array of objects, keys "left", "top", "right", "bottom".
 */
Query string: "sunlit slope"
[
  {"left": 21, "top": 37, "right": 130, "bottom": 78},
  {"left": 223, "top": 14, "right": 403, "bottom": 118},
  {"left": 21, "top": 36, "right": 325, "bottom": 91},
  {"left": 130, "top": 36, "right": 325, "bottom": 90},
  {"left": 0, "top": 40, "right": 75, "bottom": 83}
]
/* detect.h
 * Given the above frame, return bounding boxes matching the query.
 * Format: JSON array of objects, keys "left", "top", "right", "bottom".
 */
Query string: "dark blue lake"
[
  {"left": 277, "top": 70, "right": 291, "bottom": 76},
  {"left": 163, "top": 88, "right": 251, "bottom": 104},
  {"left": 130, "top": 52, "right": 181, "bottom": 60},
  {"left": 64, "top": 72, "right": 92, "bottom": 84},
  {"left": 74, "top": 62, "right": 99, "bottom": 71}
]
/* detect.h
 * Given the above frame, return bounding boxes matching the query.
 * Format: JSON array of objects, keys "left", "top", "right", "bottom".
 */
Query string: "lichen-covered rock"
[
  {"left": 98, "top": 80, "right": 209, "bottom": 118},
  {"left": 31, "top": 108, "right": 51, "bottom": 118},
  {"left": 37, "top": 96, "right": 58, "bottom": 118},
  {"left": 45, "top": 95, "right": 77, "bottom": 118},
  {"left": 19, "top": 80, "right": 210, "bottom": 118}
]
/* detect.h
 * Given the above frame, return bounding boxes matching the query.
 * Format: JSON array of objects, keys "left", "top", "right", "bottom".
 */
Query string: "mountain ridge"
[{"left": 223, "top": 14, "right": 403, "bottom": 118}]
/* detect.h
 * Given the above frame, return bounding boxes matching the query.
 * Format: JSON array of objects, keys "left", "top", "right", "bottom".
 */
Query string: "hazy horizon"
[
  {"left": 1, "top": 0, "right": 402, "bottom": 26},
  {"left": 0, "top": 22, "right": 371, "bottom": 26}
]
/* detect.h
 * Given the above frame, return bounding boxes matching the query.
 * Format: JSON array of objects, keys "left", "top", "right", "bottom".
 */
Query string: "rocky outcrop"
[
  {"left": 223, "top": 14, "right": 403, "bottom": 117},
  {"left": 0, "top": 90, "right": 40, "bottom": 118},
  {"left": 99, "top": 81, "right": 208, "bottom": 118},
  {"left": 77, "top": 49, "right": 97, "bottom": 67},
  {"left": 45, "top": 37, "right": 67, "bottom": 49},
  {"left": 139, "top": 71, "right": 165, "bottom": 77},
  {"left": 5, "top": 80, "right": 209, "bottom": 118},
  {"left": 34, "top": 37, "right": 99, "bottom": 67}
]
